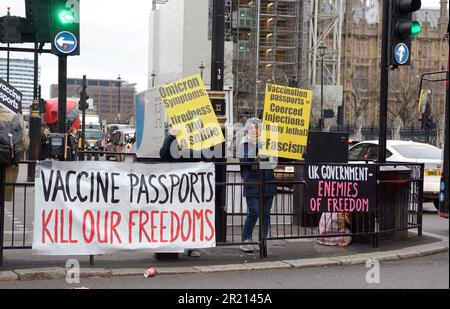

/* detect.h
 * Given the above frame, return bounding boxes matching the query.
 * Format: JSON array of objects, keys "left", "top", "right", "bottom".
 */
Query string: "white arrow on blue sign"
[
  {"left": 394, "top": 43, "right": 409, "bottom": 65},
  {"left": 54, "top": 31, "right": 78, "bottom": 54}
]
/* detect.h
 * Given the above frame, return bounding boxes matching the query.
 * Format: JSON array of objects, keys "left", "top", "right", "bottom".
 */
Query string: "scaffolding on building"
[
  {"left": 232, "top": 0, "right": 311, "bottom": 120},
  {"left": 308, "top": 0, "right": 344, "bottom": 86}
]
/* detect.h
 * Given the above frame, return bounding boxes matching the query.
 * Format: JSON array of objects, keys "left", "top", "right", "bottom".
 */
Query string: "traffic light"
[
  {"left": 25, "top": 0, "right": 51, "bottom": 43},
  {"left": 78, "top": 75, "right": 89, "bottom": 111},
  {"left": 39, "top": 98, "right": 47, "bottom": 114},
  {"left": 388, "top": 0, "right": 422, "bottom": 67},
  {"left": 50, "top": 0, "right": 80, "bottom": 56},
  {"left": 337, "top": 105, "right": 344, "bottom": 126},
  {"left": 78, "top": 92, "right": 89, "bottom": 111}
]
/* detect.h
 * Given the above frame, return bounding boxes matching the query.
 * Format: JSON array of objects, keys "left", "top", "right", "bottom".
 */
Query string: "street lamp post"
[
  {"left": 318, "top": 42, "right": 327, "bottom": 131},
  {"left": 117, "top": 74, "right": 122, "bottom": 124},
  {"left": 199, "top": 61, "right": 205, "bottom": 79},
  {"left": 151, "top": 71, "right": 156, "bottom": 88}
]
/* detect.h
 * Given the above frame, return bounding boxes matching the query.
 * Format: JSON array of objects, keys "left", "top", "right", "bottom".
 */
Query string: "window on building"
[
  {"left": 238, "top": 78, "right": 252, "bottom": 93},
  {"left": 354, "top": 66, "right": 369, "bottom": 90},
  {"left": 239, "top": 8, "right": 252, "bottom": 28},
  {"left": 237, "top": 40, "right": 251, "bottom": 57}
]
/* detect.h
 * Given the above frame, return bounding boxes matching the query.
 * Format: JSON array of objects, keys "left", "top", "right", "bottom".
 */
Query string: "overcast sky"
[{"left": 0, "top": 0, "right": 445, "bottom": 99}]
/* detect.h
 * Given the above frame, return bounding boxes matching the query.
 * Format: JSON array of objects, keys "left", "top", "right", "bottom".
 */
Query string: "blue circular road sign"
[
  {"left": 54, "top": 31, "right": 78, "bottom": 54},
  {"left": 393, "top": 43, "right": 409, "bottom": 65}
]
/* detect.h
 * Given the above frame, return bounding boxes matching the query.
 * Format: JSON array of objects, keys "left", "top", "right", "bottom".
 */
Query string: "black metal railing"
[{"left": 1, "top": 159, "right": 424, "bottom": 264}]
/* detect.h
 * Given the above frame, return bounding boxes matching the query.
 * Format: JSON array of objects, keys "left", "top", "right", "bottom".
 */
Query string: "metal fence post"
[
  {"left": 417, "top": 164, "right": 424, "bottom": 237},
  {"left": 259, "top": 164, "right": 267, "bottom": 258},
  {"left": 374, "top": 164, "right": 380, "bottom": 248},
  {"left": 0, "top": 165, "right": 6, "bottom": 266}
]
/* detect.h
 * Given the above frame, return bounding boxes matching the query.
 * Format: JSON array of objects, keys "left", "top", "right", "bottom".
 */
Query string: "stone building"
[
  {"left": 341, "top": 0, "right": 448, "bottom": 132},
  {"left": 50, "top": 78, "right": 136, "bottom": 124}
]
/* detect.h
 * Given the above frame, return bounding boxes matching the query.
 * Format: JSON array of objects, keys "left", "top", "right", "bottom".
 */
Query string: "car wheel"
[{"left": 433, "top": 199, "right": 440, "bottom": 211}]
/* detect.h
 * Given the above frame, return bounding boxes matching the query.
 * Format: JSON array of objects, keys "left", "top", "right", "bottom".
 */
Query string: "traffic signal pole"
[
  {"left": 211, "top": 0, "right": 226, "bottom": 243},
  {"left": 378, "top": 0, "right": 390, "bottom": 164},
  {"left": 58, "top": 55, "right": 67, "bottom": 134},
  {"left": 442, "top": 68, "right": 450, "bottom": 215},
  {"left": 27, "top": 41, "right": 41, "bottom": 181},
  {"left": 80, "top": 75, "right": 88, "bottom": 161}
]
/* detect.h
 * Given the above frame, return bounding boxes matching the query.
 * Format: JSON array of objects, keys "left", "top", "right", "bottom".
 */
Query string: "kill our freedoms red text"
[{"left": 40, "top": 208, "right": 215, "bottom": 245}]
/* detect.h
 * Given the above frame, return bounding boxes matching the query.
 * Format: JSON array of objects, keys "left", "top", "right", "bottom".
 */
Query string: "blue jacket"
[{"left": 238, "top": 139, "right": 277, "bottom": 197}]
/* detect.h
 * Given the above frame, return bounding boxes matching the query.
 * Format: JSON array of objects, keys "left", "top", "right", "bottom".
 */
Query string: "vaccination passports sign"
[
  {"left": 260, "top": 84, "right": 313, "bottom": 160},
  {"left": 158, "top": 74, "right": 225, "bottom": 151}
]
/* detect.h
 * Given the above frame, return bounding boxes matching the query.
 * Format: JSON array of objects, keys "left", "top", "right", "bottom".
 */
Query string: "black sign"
[
  {"left": 211, "top": 98, "right": 226, "bottom": 117},
  {"left": 304, "top": 164, "right": 377, "bottom": 213},
  {"left": 0, "top": 78, "right": 22, "bottom": 114},
  {"left": 323, "top": 109, "right": 335, "bottom": 119}
]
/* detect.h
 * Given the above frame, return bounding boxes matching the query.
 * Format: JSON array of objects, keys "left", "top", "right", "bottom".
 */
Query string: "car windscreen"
[
  {"left": 85, "top": 131, "right": 105, "bottom": 140},
  {"left": 391, "top": 144, "right": 442, "bottom": 160}
]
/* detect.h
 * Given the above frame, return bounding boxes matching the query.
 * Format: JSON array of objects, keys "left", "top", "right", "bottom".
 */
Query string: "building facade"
[
  {"left": 50, "top": 78, "right": 136, "bottom": 124},
  {"left": 148, "top": 0, "right": 233, "bottom": 89},
  {"left": 341, "top": 0, "right": 448, "bottom": 133},
  {"left": 0, "top": 58, "right": 40, "bottom": 108},
  {"left": 147, "top": 0, "right": 448, "bottom": 128},
  {"left": 232, "top": 0, "right": 310, "bottom": 120}
]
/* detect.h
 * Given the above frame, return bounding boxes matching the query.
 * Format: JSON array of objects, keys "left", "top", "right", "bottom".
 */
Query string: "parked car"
[
  {"left": 348, "top": 140, "right": 443, "bottom": 209},
  {"left": 105, "top": 129, "right": 134, "bottom": 161},
  {"left": 82, "top": 129, "right": 107, "bottom": 152},
  {"left": 106, "top": 124, "right": 134, "bottom": 135}
]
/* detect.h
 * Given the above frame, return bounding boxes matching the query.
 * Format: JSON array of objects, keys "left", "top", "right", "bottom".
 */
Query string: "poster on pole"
[
  {"left": 0, "top": 78, "right": 22, "bottom": 114},
  {"left": 304, "top": 164, "right": 377, "bottom": 213},
  {"left": 32, "top": 161, "right": 216, "bottom": 255},
  {"left": 158, "top": 74, "right": 225, "bottom": 151},
  {"left": 260, "top": 84, "right": 313, "bottom": 160}
]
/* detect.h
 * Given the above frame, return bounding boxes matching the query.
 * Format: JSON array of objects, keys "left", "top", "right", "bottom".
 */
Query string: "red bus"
[{"left": 44, "top": 98, "right": 80, "bottom": 131}]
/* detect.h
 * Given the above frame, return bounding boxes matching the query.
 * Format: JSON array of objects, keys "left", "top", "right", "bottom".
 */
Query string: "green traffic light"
[
  {"left": 58, "top": 9, "right": 74, "bottom": 24},
  {"left": 411, "top": 21, "right": 421, "bottom": 37}
]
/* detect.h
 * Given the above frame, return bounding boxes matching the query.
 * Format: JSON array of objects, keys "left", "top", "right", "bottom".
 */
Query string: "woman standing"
[{"left": 238, "top": 118, "right": 276, "bottom": 252}]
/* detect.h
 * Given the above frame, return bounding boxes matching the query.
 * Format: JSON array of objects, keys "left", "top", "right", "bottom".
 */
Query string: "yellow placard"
[
  {"left": 260, "top": 84, "right": 313, "bottom": 160},
  {"left": 158, "top": 74, "right": 225, "bottom": 151}
]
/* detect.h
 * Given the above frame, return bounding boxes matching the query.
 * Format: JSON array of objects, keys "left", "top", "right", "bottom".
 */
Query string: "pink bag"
[{"left": 317, "top": 213, "right": 352, "bottom": 247}]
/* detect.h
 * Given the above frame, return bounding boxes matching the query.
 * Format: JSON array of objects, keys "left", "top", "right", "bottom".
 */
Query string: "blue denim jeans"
[{"left": 243, "top": 196, "right": 274, "bottom": 241}]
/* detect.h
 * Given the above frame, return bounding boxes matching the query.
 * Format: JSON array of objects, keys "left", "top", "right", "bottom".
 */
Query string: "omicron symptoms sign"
[
  {"left": 32, "top": 161, "right": 216, "bottom": 255},
  {"left": 304, "top": 164, "right": 377, "bottom": 213},
  {"left": 158, "top": 74, "right": 225, "bottom": 152}
]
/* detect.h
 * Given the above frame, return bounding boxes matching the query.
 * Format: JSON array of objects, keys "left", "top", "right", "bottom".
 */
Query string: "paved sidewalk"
[{"left": 1, "top": 231, "right": 448, "bottom": 282}]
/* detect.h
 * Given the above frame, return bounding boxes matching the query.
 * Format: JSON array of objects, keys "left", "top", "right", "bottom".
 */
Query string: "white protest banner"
[{"left": 32, "top": 161, "right": 216, "bottom": 255}]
